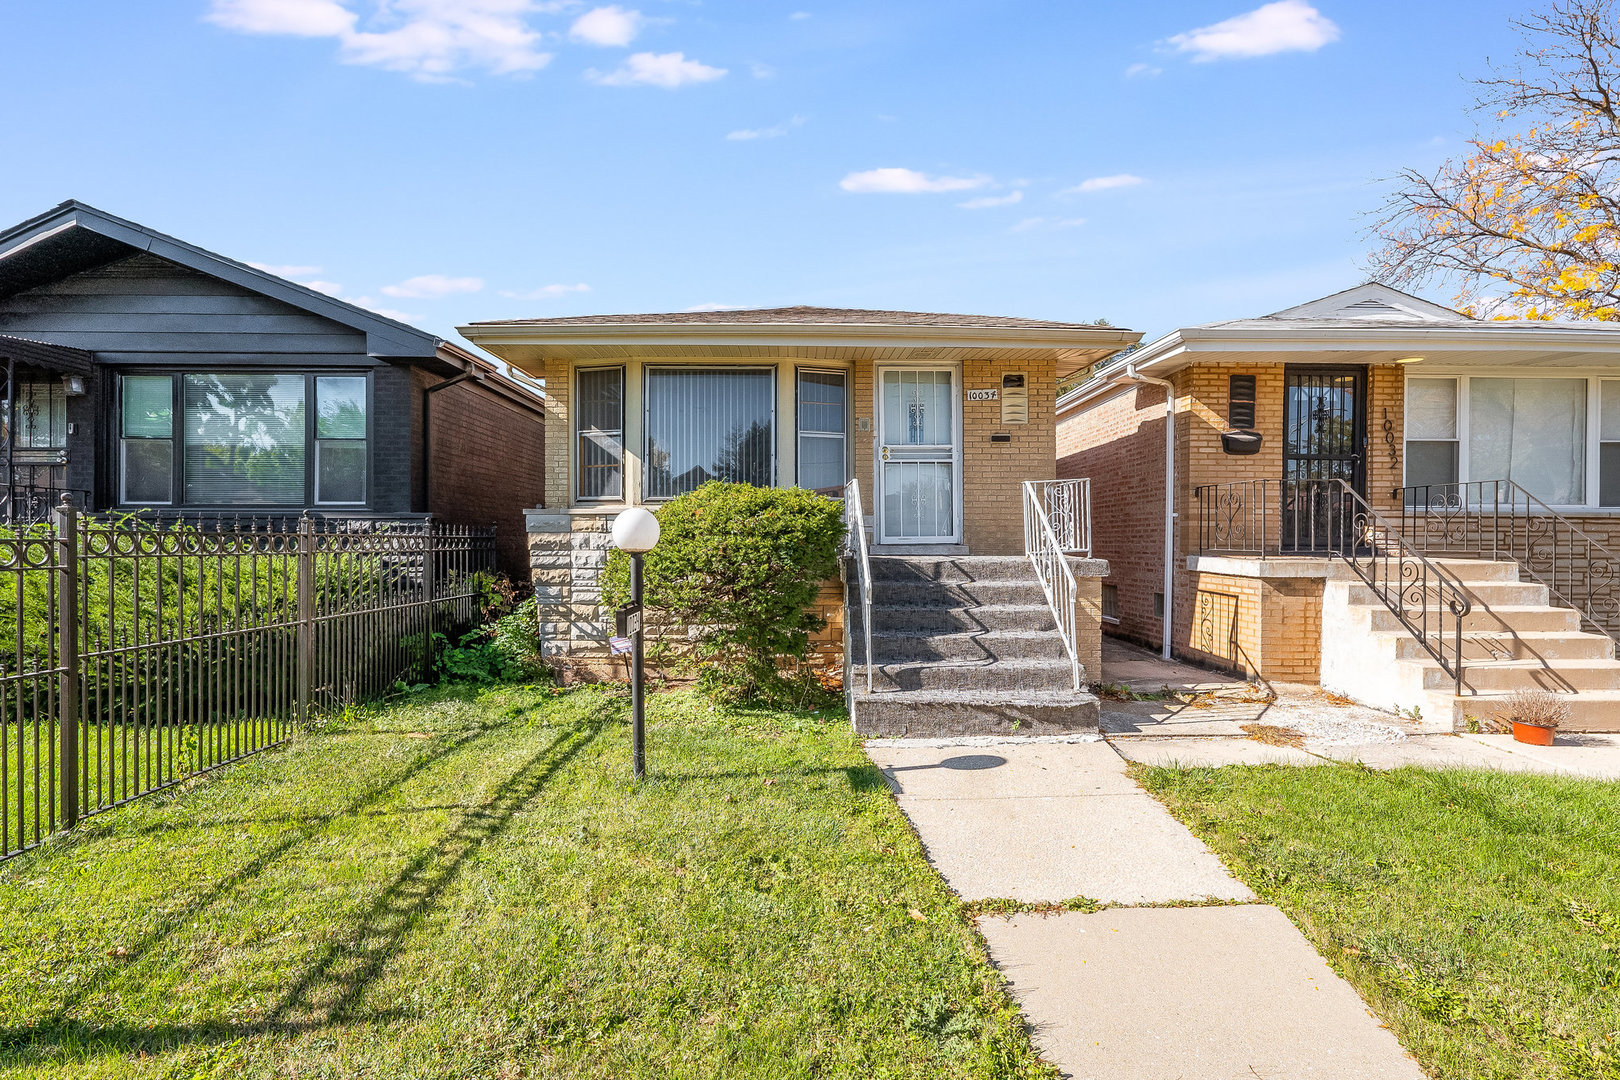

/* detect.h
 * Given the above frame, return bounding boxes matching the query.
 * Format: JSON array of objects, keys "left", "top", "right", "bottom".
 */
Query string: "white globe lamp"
[{"left": 612, "top": 506, "right": 660, "bottom": 553}]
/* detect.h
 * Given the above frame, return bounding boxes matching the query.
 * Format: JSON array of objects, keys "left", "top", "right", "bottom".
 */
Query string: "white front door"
[{"left": 876, "top": 367, "right": 961, "bottom": 544}]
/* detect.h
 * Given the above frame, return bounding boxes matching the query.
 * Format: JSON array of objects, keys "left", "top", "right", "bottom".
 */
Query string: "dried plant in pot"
[{"left": 1503, "top": 689, "right": 1567, "bottom": 746}]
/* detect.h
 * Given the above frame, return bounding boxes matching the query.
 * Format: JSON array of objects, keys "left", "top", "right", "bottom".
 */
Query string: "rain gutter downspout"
[{"left": 1126, "top": 362, "right": 1175, "bottom": 661}]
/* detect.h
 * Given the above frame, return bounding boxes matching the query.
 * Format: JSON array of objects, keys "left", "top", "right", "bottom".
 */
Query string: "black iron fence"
[
  {"left": 2, "top": 503, "right": 495, "bottom": 860},
  {"left": 1397, "top": 480, "right": 1620, "bottom": 639},
  {"left": 1194, "top": 478, "right": 1472, "bottom": 692}
]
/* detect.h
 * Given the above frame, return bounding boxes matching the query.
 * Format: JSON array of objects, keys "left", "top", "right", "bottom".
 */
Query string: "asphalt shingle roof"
[{"left": 469, "top": 305, "right": 1113, "bottom": 330}]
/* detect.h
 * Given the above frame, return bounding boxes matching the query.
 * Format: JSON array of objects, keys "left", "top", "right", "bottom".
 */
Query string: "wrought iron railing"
[
  {"left": 0, "top": 499, "right": 496, "bottom": 861},
  {"left": 1, "top": 482, "right": 90, "bottom": 526},
  {"left": 1194, "top": 478, "right": 1472, "bottom": 693},
  {"left": 1397, "top": 480, "right": 1620, "bottom": 638},
  {"left": 1025, "top": 478, "right": 1092, "bottom": 556},
  {"left": 1023, "top": 480, "right": 1085, "bottom": 691},
  {"left": 843, "top": 479, "right": 874, "bottom": 694}
]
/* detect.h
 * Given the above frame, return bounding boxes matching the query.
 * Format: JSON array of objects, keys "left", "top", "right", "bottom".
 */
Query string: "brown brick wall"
[
  {"left": 428, "top": 378, "right": 546, "bottom": 579},
  {"left": 1057, "top": 382, "right": 1167, "bottom": 650}
]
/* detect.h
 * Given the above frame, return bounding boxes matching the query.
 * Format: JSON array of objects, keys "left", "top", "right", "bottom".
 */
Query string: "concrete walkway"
[{"left": 865, "top": 737, "right": 1427, "bottom": 1078}]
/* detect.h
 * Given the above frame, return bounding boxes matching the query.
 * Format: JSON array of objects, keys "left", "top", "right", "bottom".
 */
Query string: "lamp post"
[{"left": 611, "top": 507, "right": 660, "bottom": 779}]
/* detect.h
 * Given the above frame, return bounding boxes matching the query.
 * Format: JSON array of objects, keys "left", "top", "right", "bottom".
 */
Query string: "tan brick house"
[
  {"left": 459, "top": 307, "right": 1137, "bottom": 732},
  {"left": 1058, "top": 283, "right": 1620, "bottom": 730}
]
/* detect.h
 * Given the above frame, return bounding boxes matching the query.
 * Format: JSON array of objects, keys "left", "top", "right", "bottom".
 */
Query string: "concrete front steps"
[
  {"left": 848, "top": 556, "right": 1099, "bottom": 737},
  {"left": 1321, "top": 558, "right": 1620, "bottom": 731}
]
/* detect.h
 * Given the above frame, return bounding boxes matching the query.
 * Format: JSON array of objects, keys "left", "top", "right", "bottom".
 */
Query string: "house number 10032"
[{"left": 966, "top": 389, "right": 999, "bottom": 401}]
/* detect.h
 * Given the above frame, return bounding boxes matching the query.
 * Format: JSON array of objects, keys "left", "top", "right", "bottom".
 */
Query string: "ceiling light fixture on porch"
[{"left": 1395, "top": 356, "right": 1425, "bottom": 365}]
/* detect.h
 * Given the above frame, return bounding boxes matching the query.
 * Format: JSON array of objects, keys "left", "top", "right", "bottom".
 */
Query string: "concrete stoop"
[
  {"left": 848, "top": 556, "right": 1099, "bottom": 736},
  {"left": 1321, "top": 558, "right": 1620, "bottom": 731}
]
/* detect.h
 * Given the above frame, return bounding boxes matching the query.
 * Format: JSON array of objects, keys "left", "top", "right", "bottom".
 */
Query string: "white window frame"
[
  {"left": 795, "top": 367, "right": 848, "bottom": 493},
  {"left": 573, "top": 364, "right": 625, "bottom": 504},
  {"left": 1403, "top": 372, "right": 1620, "bottom": 510},
  {"left": 640, "top": 365, "right": 778, "bottom": 503}
]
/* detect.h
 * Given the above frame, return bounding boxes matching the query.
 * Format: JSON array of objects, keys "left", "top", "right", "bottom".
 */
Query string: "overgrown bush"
[
  {"left": 436, "top": 575, "right": 547, "bottom": 684},
  {"left": 602, "top": 482, "right": 844, "bottom": 706}
]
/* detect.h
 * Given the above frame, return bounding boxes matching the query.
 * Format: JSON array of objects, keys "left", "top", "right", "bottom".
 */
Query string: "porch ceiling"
[{"left": 0, "top": 333, "right": 95, "bottom": 374}]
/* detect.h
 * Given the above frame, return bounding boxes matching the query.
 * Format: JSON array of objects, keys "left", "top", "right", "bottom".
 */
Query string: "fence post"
[
  {"left": 296, "top": 515, "right": 315, "bottom": 724},
  {"left": 422, "top": 526, "right": 438, "bottom": 680},
  {"left": 55, "top": 495, "right": 80, "bottom": 829}
]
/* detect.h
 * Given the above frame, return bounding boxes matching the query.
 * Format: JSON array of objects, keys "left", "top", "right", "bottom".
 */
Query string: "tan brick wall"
[
  {"left": 964, "top": 354, "right": 1057, "bottom": 554},
  {"left": 1177, "top": 571, "right": 1322, "bottom": 683},
  {"left": 1058, "top": 382, "right": 1167, "bottom": 650},
  {"left": 541, "top": 356, "right": 570, "bottom": 510}
]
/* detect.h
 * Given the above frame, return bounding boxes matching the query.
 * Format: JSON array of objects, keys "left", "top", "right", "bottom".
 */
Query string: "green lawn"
[
  {"left": 1137, "top": 763, "right": 1620, "bottom": 1080},
  {"left": 0, "top": 683, "right": 1052, "bottom": 1080}
]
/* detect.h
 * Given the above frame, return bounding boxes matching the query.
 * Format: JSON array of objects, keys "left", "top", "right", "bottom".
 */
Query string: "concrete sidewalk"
[{"left": 866, "top": 737, "right": 1427, "bottom": 1078}]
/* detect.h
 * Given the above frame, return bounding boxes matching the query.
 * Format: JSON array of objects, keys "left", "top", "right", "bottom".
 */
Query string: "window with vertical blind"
[
  {"left": 118, "top": 372, "right": 370, "bottom": 507},
  {"left": 644, "top": 367, "right": 774, "bottom": 499},
  {"left": 575, "top": 366, "right": 624, "bottom": 501},
  {"left": 796, "top": 369, "right": 846, "bottom": 493}
]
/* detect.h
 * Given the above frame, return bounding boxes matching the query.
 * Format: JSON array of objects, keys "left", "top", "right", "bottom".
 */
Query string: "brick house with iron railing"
[{"left": 1059, "top": 283, "right": 1620, "bottom": 731}]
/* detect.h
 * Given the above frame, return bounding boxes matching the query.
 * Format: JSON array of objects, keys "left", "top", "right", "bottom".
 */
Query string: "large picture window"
[
  {"left": 119, "top": 372, "right": 369, "bottom": 508},
  {"left": 645, "top": 367, "right": 774, "bottom": 499},
  {"left": 797, "top": 369, "right": 846, "bottom": 494},
  {"left": 575, "top": 367, "right": 624, "bottom": 501},
  {"left": 1405, "top": 375, "right": 1602, "bottom": 507}
]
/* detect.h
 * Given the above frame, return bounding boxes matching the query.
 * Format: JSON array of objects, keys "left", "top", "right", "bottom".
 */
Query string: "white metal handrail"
[
  {"left": 1023, "top": 480, "right": 1086, "bottom": 691},
  {"left": 844, "top": 478, "right": 874, "bottom": 693},
  {"left": 1025, "top": 478, "right": 1092, "bottom": 556}
]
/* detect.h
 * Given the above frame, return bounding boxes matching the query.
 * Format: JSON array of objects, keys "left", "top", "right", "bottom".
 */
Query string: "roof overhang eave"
[{"left": 457, "top": 320, "right": 1141, "bottom": 354}]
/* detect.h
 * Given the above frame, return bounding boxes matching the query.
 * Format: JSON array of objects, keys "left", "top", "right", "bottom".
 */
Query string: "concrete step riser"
[
  {"left": 872, "top": 662, "right": 1077, "bottom": 692},
  {"left": 854, "top": 605, "right": 1056, "bottom": 634},
  {"left": 1393, "top": 635, "right": 1617, "bottom": 662},
  {"left": 869, "top": 581, "right": 1049, "bottom": 607},
  {"left": 1365, "top": 607, "right": 1580, "bottom": 634},
  {"left": 861, "top": 633, "right": 1071, "bottom": 663},
  {"left": 866, "top": 557, "right": 1034, "bottom": 584},
  {"left": 1416, "top": 662, "right": 1620, "bottom": 693},
  {"left": 852, "top": 696, "right": 1099, "bottom": 737},
  {"left": 1430, "top": 691, "right": 1620, "bottom": 732},
  {"left": 1424, "top": 559, "right": 1524, "bottom": 582},
  {"left": 1344, "top": 582, "right": 1547, "bottom": 608}
]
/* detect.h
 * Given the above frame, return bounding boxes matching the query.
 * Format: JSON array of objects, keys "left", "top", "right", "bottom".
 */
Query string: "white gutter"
[{"left": 1126, "top": 362, "right": 1176, "bottom": 661}]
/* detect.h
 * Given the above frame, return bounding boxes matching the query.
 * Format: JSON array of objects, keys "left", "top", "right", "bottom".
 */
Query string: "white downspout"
[{"left": 1126, "top": 363, "right": 1175, "bottom": 661}]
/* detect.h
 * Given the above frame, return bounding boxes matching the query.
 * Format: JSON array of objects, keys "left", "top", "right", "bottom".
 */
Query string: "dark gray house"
[{"left": 0, "top": 200, "right": 546, "bottom": 576}]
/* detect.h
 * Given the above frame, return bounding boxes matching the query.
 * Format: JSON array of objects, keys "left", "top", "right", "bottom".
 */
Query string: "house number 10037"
[{"left": 966, "top": 389, "right": 999, "bottom": 401}]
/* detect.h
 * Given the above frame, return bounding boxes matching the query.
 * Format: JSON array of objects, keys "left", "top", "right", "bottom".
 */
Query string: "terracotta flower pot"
[{"left": 1511, "top": 720, "right": 1556, "bottom": 746}]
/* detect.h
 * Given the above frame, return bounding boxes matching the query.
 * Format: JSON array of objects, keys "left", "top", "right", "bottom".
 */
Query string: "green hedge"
[{"left": 603, "top": 482, "right": 844, "bottom": 706}]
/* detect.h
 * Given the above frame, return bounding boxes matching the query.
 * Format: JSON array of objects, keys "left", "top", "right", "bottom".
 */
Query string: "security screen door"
[
  {"left": 1281, "top": 366, "right": 1367, "bottom": 552},
  {"left": 877, "top": 368, "right": 960, "bottom": 543}
]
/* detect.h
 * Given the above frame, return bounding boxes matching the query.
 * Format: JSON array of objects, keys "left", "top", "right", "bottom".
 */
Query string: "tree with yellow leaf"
[{"left": 1375, "top": 0, "right": 1620, "bottom": 319}]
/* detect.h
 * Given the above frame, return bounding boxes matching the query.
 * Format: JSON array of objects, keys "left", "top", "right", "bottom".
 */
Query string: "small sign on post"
[{"left": 615, "top": 602, "right": 642, "bottom": 638}]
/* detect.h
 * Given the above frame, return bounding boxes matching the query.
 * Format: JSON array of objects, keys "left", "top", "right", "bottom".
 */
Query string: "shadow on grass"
[
  {"left": 655, "top": 762, "right": 891, "bottom": 792},
  {"left": 0, "top": 701, "right": 615, "bottom": 1062}
]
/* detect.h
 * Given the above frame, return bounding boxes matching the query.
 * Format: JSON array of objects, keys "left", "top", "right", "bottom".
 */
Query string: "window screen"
[
  {"left": 797, "top": 370, "right": 846, "bottom": 493},
  {"left": 645, "top": 368, "right": 774, "bottom": 499},
  {"left": 576, "top": 367, "right": 624, "bottom": 501},
  {"left": 1404, "top": 377, "right": 1460, "bottom": 494},
  {"left": 315, "top": 376, "right": 366, "bottom": 504},
  {"left": 122, "top": 375, "right": 174, "bottom": 505},
  {"left": 182, "top": 374, "right": 306, "bottom": 506}
]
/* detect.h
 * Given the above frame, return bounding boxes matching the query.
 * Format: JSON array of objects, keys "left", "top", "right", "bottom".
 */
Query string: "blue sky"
[{"left": 0, "top": 1, "right": 1534, "bottom": 343}]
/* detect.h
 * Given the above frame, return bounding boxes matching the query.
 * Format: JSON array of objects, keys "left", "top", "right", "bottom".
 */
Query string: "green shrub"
[{"left": 602, "top": 482, "right": 844, "bottom": 706}]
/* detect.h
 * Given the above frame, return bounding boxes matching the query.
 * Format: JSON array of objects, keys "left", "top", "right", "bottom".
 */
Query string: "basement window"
[
  {"left": 1101, "top": 584, "right": 1119, "bottom": 623},
  {"left": 1153, "top": 592, "right": 1164, "bottom": 620}
]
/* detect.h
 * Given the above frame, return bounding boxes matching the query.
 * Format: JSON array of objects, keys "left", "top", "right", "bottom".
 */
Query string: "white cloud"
[
  {"left": 1011, "top": 217, "right": 1086, "bottom": 232},
  {"left": 206, "top": 0, "right": 555, "bottom": 81},
  {"left": 498, "top": 282, "right": 593, "bottom": 299},
  {"left": 749, "top": 61, "right": 775, "bottom": 79},
  {"left": 789, "top": 11, "right": 811, "bottom": 19},
  {"left": 348, "top": 297, "right": 422, "bottom": 322},
  {"left": 380, "top": 273, "right": 485, "bottom": 299},
  {"left": 587, "top": 50, "right": 727, "bottom": 87},
  {"left": 207, "top": 0, "right": 355, "bottom": 36},
  {"left": 304, "top": 280, "right": 346, "bottom": 296},
  {"left": 839, "top": 167, "right": 990, "bottom": 194},
  {"left": 685, "top": 303, "right": 749, "bottom": 312},
  {"left": 726, "top": 115, "right": 805, "bottom": 141},
  {"left": 569, "top": 5, "right": 641, "bottom": 46},
  {"left": 958, "top": 191, "right": 1023, "bottom": 209},
  {"left": 1125, "top": 62, "right": 1162, "bottom": 78},
  {"left": 1166, "top": 1, "right": 1340, "bottom": 62},
  {"left": 1062, "top": 174, "right": 1147, "bottom": 195}
]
